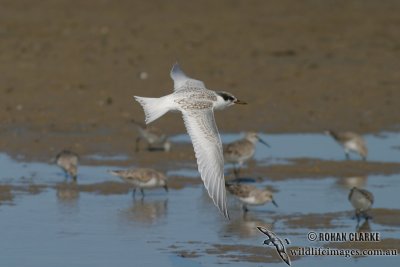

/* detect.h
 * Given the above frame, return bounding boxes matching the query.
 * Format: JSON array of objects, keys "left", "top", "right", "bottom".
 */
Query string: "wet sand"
[
  {"left": 1, "top": 0, "right": 400, "bottom": 160},
  {"left": 252, "top": 159, "right": 400, "bottom": 180}
]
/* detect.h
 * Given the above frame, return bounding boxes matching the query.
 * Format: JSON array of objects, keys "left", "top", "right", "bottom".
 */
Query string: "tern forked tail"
[{"left": 134, "top": 96, "right": 170, "bottom": 124}]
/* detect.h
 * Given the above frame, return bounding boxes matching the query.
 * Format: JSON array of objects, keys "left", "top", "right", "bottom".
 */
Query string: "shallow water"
[
  {"left": 0, "top": 132, "right": 399, "bottom": 266},
  {"left": 171, "top": 132, "right": 400, "bottom": 163}
]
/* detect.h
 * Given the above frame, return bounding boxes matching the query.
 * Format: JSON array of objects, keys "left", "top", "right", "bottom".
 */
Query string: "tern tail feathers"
[{"left": 134, "top": 96, "right": 169, "bottom": 124}]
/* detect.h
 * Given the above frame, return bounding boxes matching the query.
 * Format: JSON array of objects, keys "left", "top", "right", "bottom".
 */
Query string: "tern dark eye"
[{"left": 219, "top": 93, "right": 234, "bottom": 101}]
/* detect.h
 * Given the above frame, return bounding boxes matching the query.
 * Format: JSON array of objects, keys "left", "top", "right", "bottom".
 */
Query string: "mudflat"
[{"left": 1, "top": 0, "right": 400, "bottom": 159}]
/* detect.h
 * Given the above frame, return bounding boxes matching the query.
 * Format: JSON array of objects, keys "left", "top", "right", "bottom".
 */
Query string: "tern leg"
[{"left": 163, "top": 184, "right": 169, "bottom": 193}]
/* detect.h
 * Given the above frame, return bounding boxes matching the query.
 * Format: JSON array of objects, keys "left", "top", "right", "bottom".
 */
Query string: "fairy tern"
[{"left": 134, "top": 63, "right": 247, "bottom": 219}]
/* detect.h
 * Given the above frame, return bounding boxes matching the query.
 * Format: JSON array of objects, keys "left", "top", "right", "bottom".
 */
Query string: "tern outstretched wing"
[
  {"left": 182, "top": 109, "right": 229, "bottom": 219},
  {"left": 170, "top": 63, "right": 206, "bottom": 91}
]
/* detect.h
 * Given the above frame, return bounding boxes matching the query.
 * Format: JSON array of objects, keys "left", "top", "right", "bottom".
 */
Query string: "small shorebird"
[
  {"left": 109, "top": 168, "right": 168, "bottom": 198},
  {"left": 348, "top": 187, "right": 374, "bottom": 222},
  {"left": 325, "top": 130, "right": 368, "bottom": 160},
  {"left": 56, "top": 150, "right": 79, "bottom": 181},
  {"left": 226, "top": 183, "right": 278, "bottom": 213},
  {"left": 134, "top": 63, "right": 247, "bottom": 219},
  {"left": 132, "top": 120, "right": 171, "bottom": 152},
  {"left": 224, "top": 132, "right": 270, "bottom": 176}
]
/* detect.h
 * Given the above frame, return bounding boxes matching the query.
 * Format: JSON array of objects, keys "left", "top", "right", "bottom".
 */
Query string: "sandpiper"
[
  {"left": 132, "top": 120, "right": 171, "bottom": 152},
  {"left": 325, "top": 130, "right": 368, "bottom": 160},
  {"left": 348, "top": 187, "right": 374, "bottom": 222},
  {"left": 55, "top": 150, "right": 79, "bottom": 181},
  {"left": 109, "top": 168, "right": 168, "bottom": 198},
  {"left": 224, "top": 132, "right": 270, "bottom": 176},
  {"left": 134, "top": 63, "right": 247, "bottom": 219},
  {"left": 226, "top": 183, "right": 278, "bottom": 213}
]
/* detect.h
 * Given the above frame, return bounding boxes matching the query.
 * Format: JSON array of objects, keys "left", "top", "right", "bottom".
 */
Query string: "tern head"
[
  {"left": 245, "top": 132, "right": 270, "bottom": 147},
  {"left": 215, "top": 91, "right": 247, "bottom": 110}
]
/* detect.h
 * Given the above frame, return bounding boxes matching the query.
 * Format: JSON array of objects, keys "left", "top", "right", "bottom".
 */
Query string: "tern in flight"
[{"left": 134, "top": 63, "right": 246, "bottom": 219}]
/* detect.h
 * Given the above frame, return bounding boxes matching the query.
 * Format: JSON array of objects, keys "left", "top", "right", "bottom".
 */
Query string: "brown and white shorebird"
[
  {"left": 109, "top": 168, "right": 168, "bottom": 199},
  {"left": 325, "top": 130, "right": 368, "bottom": 160},
  {"left": 134, "top": 63, "right": 247, "bottom": 219},
  {"left": 348, "top": 187, "right": 374, "bottom": 222},
  {"left": 224, "top": 132, "right": 270, "bottom": 176},
  {"left": 226, "top": 183, "right": 278, "bottom": 213},
  {"left": 132, "top": 120, "right": 171, "bottom": 152},
  {"left": 55, "top": 150, "right": 79, "bottom": 181}
]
